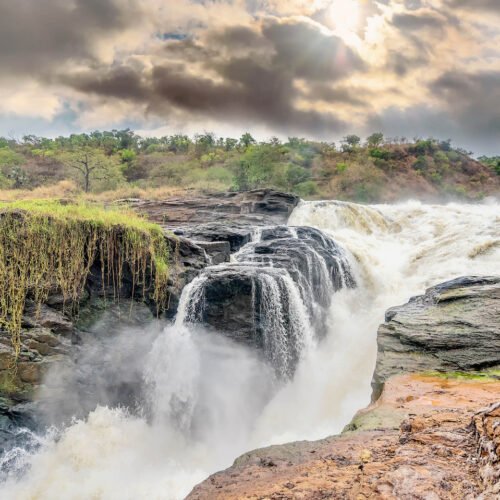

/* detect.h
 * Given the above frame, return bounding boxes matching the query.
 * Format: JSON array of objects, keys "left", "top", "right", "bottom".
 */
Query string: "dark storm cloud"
[
  {"left": 0, "top": 0, "right": 139, "bottom": 75},
  {"left": 60, "top": 66, "right": 149, "bottom": 101},
  {"left": 261, "top": 18, "right": 365, "bottom": 81},
  {"left": 306, "top": 84, "right": 368, "bottom": 107},
  {"left": 207, "top": 25, "right": 268, "bottom": 50},
  {"left": 430, "top": 70, "right": 500, "bottom": 137},
  {"left": 391, "top": 12, "right": 445, "bottom": 31},
  {"left": 366, "top": 70, "right": 500, "bottom": 155},
  {"left": 56, "top": 17, "right": 363, "bottom": 136},
  {"left": 447, "top": 0, "right": 500, "bottom": 13}
]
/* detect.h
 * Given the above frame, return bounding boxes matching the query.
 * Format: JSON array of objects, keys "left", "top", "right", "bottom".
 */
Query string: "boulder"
[{"left": 373, "top": 276, "right": 500, "bottom": 398}]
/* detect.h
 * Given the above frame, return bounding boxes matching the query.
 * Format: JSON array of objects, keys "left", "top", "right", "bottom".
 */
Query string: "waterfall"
[
  {"left": 174, "top": 225, "right": 354, "bottom": 378},
  {"left": 1, "top": 200, "right": 498, "bottom": 500}
]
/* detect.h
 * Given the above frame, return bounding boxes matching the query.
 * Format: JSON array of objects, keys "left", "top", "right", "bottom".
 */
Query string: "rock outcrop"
[
  {"left": 373, "top": 276, "right": 500, "bottom": 398},
  {"left": 129, "top": 189, "right": 300, "bottom": 228},
  {"left": 188, "top": 374, "right": 500, "bottom": 499},
  {"left": 472, "top": 402, "right": 500, "bottom": 498},
  {"left": 188, "top": 274, "right": 500, "bottom": 499}
]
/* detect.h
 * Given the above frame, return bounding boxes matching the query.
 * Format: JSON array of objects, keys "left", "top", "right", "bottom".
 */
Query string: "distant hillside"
[{"left": 0, "top": 131, "right": 498, "bottom": 202}]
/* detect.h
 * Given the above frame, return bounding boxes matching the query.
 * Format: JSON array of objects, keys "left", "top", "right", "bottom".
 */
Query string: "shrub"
[
  {"left": 336, "top": 162, "right": 348, "bottom": 174},
  {"left": 293, "top": 180, "right": 318, "bottom": 197},
  {"left": 369, "top": 148, "right": 390, "bottom": 160},
  {"left": 413, "top": 155, "right": 429, "bottom": 171},
  {"left": 285, "top": 164, "right": 311, "bottom": 188},
  {"left": 433, "top": 150, "right": 449, "bottom": 164}
]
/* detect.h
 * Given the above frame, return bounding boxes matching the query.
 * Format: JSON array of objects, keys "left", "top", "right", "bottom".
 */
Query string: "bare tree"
[{"left": 60, "top": 147, "right": 117, "bottom": 192}]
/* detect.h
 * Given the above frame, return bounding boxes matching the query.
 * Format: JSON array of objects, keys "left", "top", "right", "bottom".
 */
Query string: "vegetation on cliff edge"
[{"left": 0, "top": 200, "right": 170, "bottom": 362}]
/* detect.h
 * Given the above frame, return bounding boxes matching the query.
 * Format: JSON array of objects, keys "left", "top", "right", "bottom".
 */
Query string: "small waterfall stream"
[{"left": 0, "top": 200, "right": 498, "bottom": 499}]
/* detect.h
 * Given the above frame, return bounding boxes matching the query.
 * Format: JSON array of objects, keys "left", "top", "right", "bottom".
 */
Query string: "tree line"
[{"left": 0, "top": 130, "right": 497, "bottom": 201}]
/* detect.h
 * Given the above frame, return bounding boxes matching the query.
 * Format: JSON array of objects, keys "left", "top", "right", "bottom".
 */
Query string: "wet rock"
[
  {"left": 17, "top": 363, "right": 42, "bottom": 384},
  {"left": 23, "top": 302, "right": 73, "bottom": 336},
  {"left": 185, "top": 226, "right": 355, "bottom": 377},
  {"left": 195, "top": 241, "right": 231, "bottom": 265},
  {"left": 177, "top": 223, "right": 253, "bottom": 253},
  {"left": 373, "top": 276, "right": 500, "bottom": 398},
  {"left": 163, "top": 234, "right": 210, "bottom": 317}
]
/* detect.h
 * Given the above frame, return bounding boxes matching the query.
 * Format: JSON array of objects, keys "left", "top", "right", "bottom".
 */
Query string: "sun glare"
[{"left": 328, "top": 0, "right": 361, "bottom": 38}]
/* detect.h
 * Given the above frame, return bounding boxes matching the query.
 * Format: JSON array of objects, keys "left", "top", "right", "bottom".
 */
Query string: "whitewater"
[{"left": 0, "top": 200, "right": 498, "bottom": 499}]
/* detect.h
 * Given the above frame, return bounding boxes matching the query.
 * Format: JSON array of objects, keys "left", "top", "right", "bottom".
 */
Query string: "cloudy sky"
[{"left": 0, "top": 0, "right": 499, "bottom": 153}]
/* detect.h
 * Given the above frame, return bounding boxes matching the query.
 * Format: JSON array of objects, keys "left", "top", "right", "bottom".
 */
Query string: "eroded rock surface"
[
  {"left": 473, "top": 402, "right": 500, "bottom": 498},
  {"left": 373, "top": 276, "right": 500, "bottom": 398},
  {"left": 130, "top": 189, "right": 300, "bottom": 228},
  {"left": 188, "top": 375, "right": 500, "bottom": 499}
]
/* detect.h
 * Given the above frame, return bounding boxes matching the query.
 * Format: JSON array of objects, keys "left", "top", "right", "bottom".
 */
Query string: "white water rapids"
[{"left": 1, "top": 200, "right": 499, "bottom": 499}]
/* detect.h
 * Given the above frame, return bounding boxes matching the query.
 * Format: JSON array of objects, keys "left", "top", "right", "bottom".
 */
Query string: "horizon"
[{"left": 0, "top": 0, "right": 499, "bottom": 155}]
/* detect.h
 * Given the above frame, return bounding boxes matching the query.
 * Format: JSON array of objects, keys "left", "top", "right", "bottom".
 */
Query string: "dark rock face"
[
  {"left": 130, "top": 189, "right": 300, "bottom": 228},
  {"left": 0, "top": 232, "right": 209, "bottom": 403},
  {"left": 373, "top": 276, "right": 500, "bottom": 398},
  {"left": 175, "top": 222, "right": 253, "bottom": 253},
  {"left": 182, "top": 226, "right": 355, "bottom": 377}
]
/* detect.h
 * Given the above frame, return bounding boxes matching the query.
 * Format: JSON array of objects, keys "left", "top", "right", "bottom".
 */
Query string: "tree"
[
  {"left": 0, "top": 147, "right": 26, "bottom": 187},
  {"left": 168, "top": 134, "right": 191, "bottom": 154},
  {"left": 366, "top": 133, "right": 384, "bottom": 147},
  {"left": 341, "top": 135, "right": 361, "bottom": 152},
  {"left": 59, "top": 147, "right": 121, "bottom": 192},
  {"left": 194, "top": 133, "right": 216, "bottom": 157},
  {"left": 224, "top": 138, "right": 238, "bottom": 151},
  {"left": 479, "top": 156, "right": 500, "bottom": 175},
  {"left": 285, "top": 164, "right": 310, "bottom": 189},
  {"left": 5, "top": 166, "right": 28, "bottom": 188},
  {"left": 239, "top": 133, "right": 256, "bottom": 150}
]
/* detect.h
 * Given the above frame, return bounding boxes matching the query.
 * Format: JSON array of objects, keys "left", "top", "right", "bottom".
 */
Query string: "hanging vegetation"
[{"left": 0, "top": 200, "right": 170, "bottom": 362}]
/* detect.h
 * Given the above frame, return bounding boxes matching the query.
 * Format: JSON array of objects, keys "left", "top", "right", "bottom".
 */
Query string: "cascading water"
[
  {"left": 177, "top": 225, "right": 354, "bottom": 378},
  {"left": 0, "top": 199, "right": 498, "bottom": 499}
]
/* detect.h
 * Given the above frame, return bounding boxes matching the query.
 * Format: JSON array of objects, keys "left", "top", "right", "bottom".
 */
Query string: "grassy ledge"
[
  {"left": 421, "top": 370, "right": 500, "bottom": 381},
  {"left": 0, "top": 199, "right": 170, "bottom": 362}
]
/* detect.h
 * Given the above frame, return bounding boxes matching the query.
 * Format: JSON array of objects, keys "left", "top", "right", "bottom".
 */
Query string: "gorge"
[{"left": 0, "top": 191, "right": 499, "bottom": 499}]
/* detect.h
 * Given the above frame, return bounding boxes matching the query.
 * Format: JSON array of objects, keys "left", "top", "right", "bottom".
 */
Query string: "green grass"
[
  {"left": 0, "top": 199, "right": 164, "bottom": 234},
  {"left": 423, "top": 370, "right": 500, "bottom": 381}
]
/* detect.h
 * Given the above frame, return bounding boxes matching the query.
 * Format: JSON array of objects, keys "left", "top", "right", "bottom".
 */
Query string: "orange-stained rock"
[{"left": 188, "top": 374, "right": 500, "bottom": 499}]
